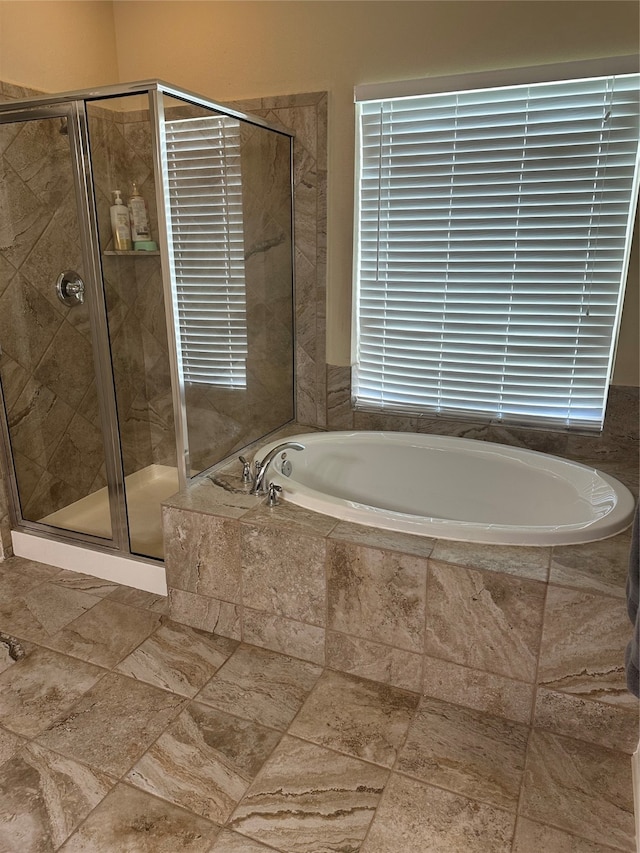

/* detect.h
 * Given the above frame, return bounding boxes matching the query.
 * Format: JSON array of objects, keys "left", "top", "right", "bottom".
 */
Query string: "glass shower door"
[
  {"left": 0, "top": 107, "right": 118, "bottom": 544},
  {"left": 86, "top": 94, "right": 179, "bottom": 560}
]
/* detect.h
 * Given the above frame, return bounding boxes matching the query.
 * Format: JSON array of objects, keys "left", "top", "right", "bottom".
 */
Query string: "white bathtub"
[{"left": 255, "top": 431, "right": 635, "bottom": 546}]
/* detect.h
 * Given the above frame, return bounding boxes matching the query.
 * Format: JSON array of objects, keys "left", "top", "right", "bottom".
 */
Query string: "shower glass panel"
[
  {"left": 159, "top": 94, "right": 295, "bottom": 476},
  {"left": 0, "top": 109, "right": 114, "bottom": 541},
  {"left": 86, "top": 95, "right": 178, "bottom": 559},
  {"left": 0, "top": 80, "right": 295, "bottom": 569}
]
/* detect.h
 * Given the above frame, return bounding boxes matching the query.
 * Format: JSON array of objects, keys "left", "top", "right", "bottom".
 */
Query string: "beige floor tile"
[
  {"left": 57, "top": 783, "right": 221, "bottom": 852},
  {"left": 513, "top": 817, "right": 623, "bottom": 852},
  {"left": 0, "top": 726, "right": 26, "bottom": 766},
  {"left": 0, "top": 556, "right": 62, "bottom": 588},
  {"left": 0, "top": 557, "right": 633, "bottom": 853},
  {"left": 209, "top": 829, "right": 281, "bottom": 852},
  {"left": 0, "top": 645, "right": 103, "bottom": 737},
  {"left": 106, "top": 585, "right": 169, "bottom": 613},
  {"left": 397, "top": 697, "right": 528, "bottom": 809},
  {"left": 198, "top": 644, "right": 321, "bottom": 730},
  {"left": 115, "top": 621, "right": 238, "bottom": 696},
  {"left": 0, "top": 742, "right": 113, "bottom": 853},
  {"left": 50, "top": 569, "right": 121, "bottom": 598},
  {"left": 127, "top": 701, "right": 282, "bottom": 823},
  {"left": 520, "top": 730, "right": 635, "bottom": 851},
  {"left": 229, "top": 735, "right": 388, "bottom": 852},
  {"left": 36, "top": 671, "right": 185, "bottom": 777},
  {"left": 0, "top": 580, "right": 100, "bottom": 644},
  {"left": 361, "top": 773, "right": 515, "bottom": 853},
  {"left": 44, "top": 598, "right": 162, "bottom": 668},
  {"left": 289, "top": 669, "right": 419, "bottom": 767}
]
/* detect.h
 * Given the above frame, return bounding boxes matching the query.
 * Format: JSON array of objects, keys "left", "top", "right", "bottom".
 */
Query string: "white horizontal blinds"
[
  {"left": 354, "top": 72, "right": 640, "bottom": 429},
  {"left": 165, "top": 115, "right": 248, "bottom": 388}
]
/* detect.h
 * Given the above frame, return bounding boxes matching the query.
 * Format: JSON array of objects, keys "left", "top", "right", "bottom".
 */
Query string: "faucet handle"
[
  {"left": 239, "top": 456, "right": 252, "bottom": 483},
  {"left": 266, "top": 482, "right": 282, "bottom": 507}
]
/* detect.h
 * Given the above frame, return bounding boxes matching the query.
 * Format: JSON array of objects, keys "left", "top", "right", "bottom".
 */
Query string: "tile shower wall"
[
  {"left": 87, "top": 104, "right": 176, "bottom": 475},
  {"left": 0, "top": 84, "right": 106, "bottom": 529},
  {"left": 0, "top": 84, "right": 327, "bottom": 547},
  {"left": 231, "top": 93, "right": 328, "bottom": 430},
  {"left": 183, "top": 91, "right": 328, "bottom": 470},
  {"left": 174, "top": 105, "right": 295, "bottom": 472}
]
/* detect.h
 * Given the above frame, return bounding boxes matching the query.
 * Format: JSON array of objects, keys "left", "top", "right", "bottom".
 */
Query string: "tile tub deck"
[{"left": 163, "top": 462, "right": 638, "bottom": 746}]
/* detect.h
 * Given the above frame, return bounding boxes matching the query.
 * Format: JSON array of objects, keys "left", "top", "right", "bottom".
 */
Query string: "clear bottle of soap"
[
  {"left": 128, "top": 181, "right": 151, "bottom": 245},
  {"left": 110, "top": 190, "right": 132, "bottom": 251}
]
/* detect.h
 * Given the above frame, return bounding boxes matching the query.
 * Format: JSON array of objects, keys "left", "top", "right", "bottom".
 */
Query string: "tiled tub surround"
[
  {"left": 0, "top": 554, "right": 635, "bottom": 852},
  {"left": 164, "top": 447, "right": 638, "bottom": 738}
]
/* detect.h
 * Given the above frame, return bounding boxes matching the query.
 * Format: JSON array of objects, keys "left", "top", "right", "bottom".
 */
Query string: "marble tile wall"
[
  {"left": 185, "top": 91, "right": 328, "bottom": 471},
  {"left": 163, "top": 443, "right": 639, "bottom": 758},
  {"left": 231, "top": 93, "right": 328, "bottom": 430},
  {"left": 176, "top": 107, "right": 296, "bottom": 472},
  {"left": 87, "top": 104, "right": 176, "bottom": 475},
  {"left": 0, "top": 84, "right": 107, "bottom": 526},
  {"left": 84, "top": 93, "right": 322, "bottom": 477},
  {"left": 0, "top": 82, "right": 325, "bottom": 545}
]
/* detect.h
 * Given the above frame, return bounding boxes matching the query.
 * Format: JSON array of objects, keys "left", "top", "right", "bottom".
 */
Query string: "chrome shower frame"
[{"left": 0, "top": 80, "right": 296, "bottom": 564}]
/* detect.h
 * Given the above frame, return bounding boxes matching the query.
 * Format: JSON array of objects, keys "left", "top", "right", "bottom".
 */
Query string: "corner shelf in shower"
[{"left": 103, "top": 250, "right": 160, "bottom": 256}]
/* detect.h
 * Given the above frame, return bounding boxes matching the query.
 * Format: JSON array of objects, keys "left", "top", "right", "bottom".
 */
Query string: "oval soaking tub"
[{"left": 255, "top": 431, "right": 635, "bottom": 546}]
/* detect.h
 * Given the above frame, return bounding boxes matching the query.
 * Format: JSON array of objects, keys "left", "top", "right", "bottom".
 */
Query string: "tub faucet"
[{"left": 251, "top": 441, "right": 305, "bottom": 495}]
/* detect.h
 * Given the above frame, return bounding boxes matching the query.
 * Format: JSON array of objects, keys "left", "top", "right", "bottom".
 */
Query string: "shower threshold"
[
  {"left": 40, "top": 464, "right": 180, "bottom": 559},
  {"left": 10, "top": 465, "right": 179, "bottom": 596}
]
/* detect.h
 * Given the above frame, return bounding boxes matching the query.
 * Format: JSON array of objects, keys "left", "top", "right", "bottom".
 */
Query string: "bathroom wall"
[
  {"left": 110, "top": 0, "right": 640, "bottom": 381},
  {"left": 0, "top": 1, "right": 118, "bottom": 93},
  {"left": 0, "top": 0, "right": 636, "bottom": 382},
  {"left": 0, "top": 0, "right": 636, "bottom": 390}
]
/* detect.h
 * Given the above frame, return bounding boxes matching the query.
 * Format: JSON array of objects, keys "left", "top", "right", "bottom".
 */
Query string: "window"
[
  {"left": 166, "top": 114, "right": 248, "bottom": 388},
  {"left": 353, "top": 59, "right": 640, "bottom": 430}
]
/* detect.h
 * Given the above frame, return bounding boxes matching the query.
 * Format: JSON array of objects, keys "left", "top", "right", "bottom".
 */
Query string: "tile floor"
[{"left": 0, "top": 555, "right": 635, "bottom": 852}]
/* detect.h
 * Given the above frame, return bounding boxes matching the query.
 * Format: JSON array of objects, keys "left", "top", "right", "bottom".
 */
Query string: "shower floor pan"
[{"left": 40, "top": 464, "right": 180, "bottom": 560}]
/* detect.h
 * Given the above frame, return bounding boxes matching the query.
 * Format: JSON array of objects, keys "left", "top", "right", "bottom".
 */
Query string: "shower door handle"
[{"left": 56, "top": 270, "right": 85, "bottom": 306}]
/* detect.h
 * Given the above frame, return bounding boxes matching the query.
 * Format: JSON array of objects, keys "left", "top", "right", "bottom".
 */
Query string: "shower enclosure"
[{"left": 0, "top": 81, "right": 294, "bottom": 571}]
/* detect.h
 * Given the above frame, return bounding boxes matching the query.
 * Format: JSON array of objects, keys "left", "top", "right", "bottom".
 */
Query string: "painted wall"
[
  {"left": 110, "top": 0, "right": 639, "bottom": 384},
  {"left": 1, "top": 0, "right": 637, "bottom": 383},
  {"left": 0, "top": 1, "right": 118, "bottom": 91}
]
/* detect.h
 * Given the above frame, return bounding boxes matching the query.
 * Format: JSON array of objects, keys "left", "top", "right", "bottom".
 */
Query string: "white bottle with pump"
[
  {"left": 110, "top": 190, "right": 132, "bottom": 251},
  {"left": 128, "top": 181, "right": 151, "bottom": 246}
]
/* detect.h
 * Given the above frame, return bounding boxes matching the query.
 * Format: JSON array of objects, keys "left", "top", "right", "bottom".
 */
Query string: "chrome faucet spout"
[{"left": 251, "top": 441, "right": 305, "bottom": 495}]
